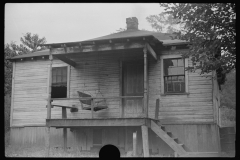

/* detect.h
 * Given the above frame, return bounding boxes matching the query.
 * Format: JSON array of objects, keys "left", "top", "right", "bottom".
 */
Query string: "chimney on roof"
[{"left": 126, "top": 17, "right": 138, "bottom": 30}]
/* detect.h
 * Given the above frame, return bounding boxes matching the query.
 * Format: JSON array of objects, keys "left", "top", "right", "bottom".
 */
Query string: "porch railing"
[{"left": 46, "top": 96, "right": 144, "bottom": 120}]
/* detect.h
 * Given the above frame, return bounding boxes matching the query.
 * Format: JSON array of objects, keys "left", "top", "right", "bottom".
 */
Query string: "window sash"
[
  {"left": 164, "top": 75, "right": 185, "bottom": 93},
  {"left": 163, "top": 58, "right": 185, "bottom": 93},
  {"left": 52, "top": 67, "right": 67, "bottom": 86}
]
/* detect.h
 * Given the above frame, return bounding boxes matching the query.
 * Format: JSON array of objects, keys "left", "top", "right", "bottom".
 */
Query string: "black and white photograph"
[{"left": 5, "top": 3, "right": 235, "bottom": 157}]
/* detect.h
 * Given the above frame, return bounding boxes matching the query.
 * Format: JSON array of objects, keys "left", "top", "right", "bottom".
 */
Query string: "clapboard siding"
[
  {"left": 12, "top": 48, "right": 215, "bottom": 126},
  {"left": 148, "top": 49, "right": 213, "bottom": 124},
  {"left": 12, "top": 59, "right": 49, "bottom": 127}
]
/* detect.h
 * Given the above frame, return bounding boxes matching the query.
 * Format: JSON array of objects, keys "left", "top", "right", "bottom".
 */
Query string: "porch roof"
[
  {"left": 9, "top": 30, "right": 190, "bottom": 61},
  {"left": 43, "top": 29, "right": 189, "bottom": 47}
]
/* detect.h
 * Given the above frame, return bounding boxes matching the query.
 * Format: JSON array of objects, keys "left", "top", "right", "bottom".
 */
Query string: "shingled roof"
[
  {"left": 43, "top": 29, "right": 188, "bottom": 47},
  {"left": 9, "top": 17, "right": 189, "bottom": 60},
  {"left": 9, "top": 49, "right": 50, "bottom": 60}
]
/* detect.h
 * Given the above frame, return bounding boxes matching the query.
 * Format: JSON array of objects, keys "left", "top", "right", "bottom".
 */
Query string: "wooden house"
[{"left": 8, "top": 17, "right": 222, "bottom": 157}]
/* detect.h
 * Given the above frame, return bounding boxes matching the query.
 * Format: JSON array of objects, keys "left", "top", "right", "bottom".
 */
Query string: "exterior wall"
[
  {"left": 11, "top": 58, "right": 69, "bottom": 127},
  {"left": 11, "top": 48, "right": 215, "bottom": 126},
  {"left": 148, "top": 49, "right": 214, "bottom": 124},
  {"left": 12, "top": 59, "right": 50, "bottom": 127},
  {"left": 212, "top": 71, "right": 221, "bottom": 125},
  {"left": 10, "top": 124, "right": 220, "bottom": 155}
]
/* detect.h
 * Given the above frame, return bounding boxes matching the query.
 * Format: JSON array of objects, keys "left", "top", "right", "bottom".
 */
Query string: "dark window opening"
[
  {"left": 164, "top": 58, "right": 185, "bottom": 93},
  {"left": 93, "top": 129, "right": 102, "bottom": 145},
  {"left": 51, "top": 67, "right": 67, "bottom": 98}
]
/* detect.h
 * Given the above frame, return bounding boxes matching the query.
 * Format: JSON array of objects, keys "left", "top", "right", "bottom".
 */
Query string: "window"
[
  {"left": 51, "top": 66, "right": 68, "bottom": 98},
  {"left": 161, "top": 55, "right": 188, "bottom": 94}
]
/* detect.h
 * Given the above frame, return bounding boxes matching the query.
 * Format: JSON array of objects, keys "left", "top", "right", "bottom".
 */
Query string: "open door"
[{"left": 122, "top": 61, "right": 144, "bottom": 117}]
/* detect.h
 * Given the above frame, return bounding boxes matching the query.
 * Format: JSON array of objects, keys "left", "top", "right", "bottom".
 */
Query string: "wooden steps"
[
  {"left": 150, "top": 120, "right": 187, "bottom": 156},
  {"left": 180, "top": 152, "right": 221, "bottom": 157}
]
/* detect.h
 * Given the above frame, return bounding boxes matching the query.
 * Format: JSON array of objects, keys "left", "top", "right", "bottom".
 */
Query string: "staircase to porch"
[
  {"left": 150, "top": 119, "right": 187, "bottom": 156},
  {"left": 150, "top": 120, "right": 220, "bottom": 157}
]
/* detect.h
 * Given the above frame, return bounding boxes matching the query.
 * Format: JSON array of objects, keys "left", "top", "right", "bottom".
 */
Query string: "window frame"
[
  {"left": 47, "top": 63, "right": 70, "bottom": 98},
  {"left": 160, "top": 54, "right": 189, "bottom": 95}
]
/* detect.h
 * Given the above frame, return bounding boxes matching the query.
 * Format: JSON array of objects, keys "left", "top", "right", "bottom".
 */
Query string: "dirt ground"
[{"left": 5, "top": 144, "right": 235, "bottom": 158}]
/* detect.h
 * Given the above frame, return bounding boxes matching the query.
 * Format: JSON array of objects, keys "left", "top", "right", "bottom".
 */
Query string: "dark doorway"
[{"left": 122, "top": 61, "right": 144, "bottom": 117}]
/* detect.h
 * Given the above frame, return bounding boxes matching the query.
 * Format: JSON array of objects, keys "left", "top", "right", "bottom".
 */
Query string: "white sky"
[{"left": 5, "top": 3, "right": 164, "bottom": 45}]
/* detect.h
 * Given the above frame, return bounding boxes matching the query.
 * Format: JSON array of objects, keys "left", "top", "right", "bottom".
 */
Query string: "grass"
[
  {"left": 220, "top": 107, "right": 236, "bottom": 127},
  {"left": 5, "top": 145, "right": 100, "bottom": 157}
]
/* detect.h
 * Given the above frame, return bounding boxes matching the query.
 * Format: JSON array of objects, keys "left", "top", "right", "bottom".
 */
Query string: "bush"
[
  {"left": 5, "top": 94, "right": 11, "bottom": 132},
  {"left": 220, "top": 107, "right": 236, "bottom": 127},
  {"left": 5, "top": 94, "right": 11, "bottom": 146}
]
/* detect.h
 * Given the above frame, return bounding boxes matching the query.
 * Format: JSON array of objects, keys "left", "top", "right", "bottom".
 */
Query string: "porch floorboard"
[{"left": 46, "top": 118, "right": 153, "bottom": 127}]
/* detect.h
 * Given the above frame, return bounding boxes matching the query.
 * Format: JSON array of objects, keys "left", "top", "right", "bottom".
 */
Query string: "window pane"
[
  {"left": 172, "top": 59, "right": 178, "bottom": 67},
  {"left": 62, "top": 67, "right": 67, "bottom": 82},
  {"left": 164, "top": 59, "right": 173, "bottom": 75},
  {"left": 167, "top": 82, "right": 173, "bottom": 92},
  {"left": 181, "top": 82, "right": 185, "bottom": 92},
  {"left": 178, "top": 76, "right": 185, "bottom": 81},
  {"left": 52, "top": 69, "right": 56, "bottom": 83},
  {"left": 178, "top": 59, "right": 184, "bottom": 66},
  {"left": 168, "top": 66, "right": 184, "bottom": 75},
  {"left": 172, "top": 76, "right": 177, "bottom": 81},
  {"left": 57, "top": 75, "right": 62, "bottom": 83},
  {"left": 174, "top": 82, "right": 180, "bottom": 92}
]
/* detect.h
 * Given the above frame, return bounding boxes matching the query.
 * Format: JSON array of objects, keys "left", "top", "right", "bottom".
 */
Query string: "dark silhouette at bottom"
[{"left": 99, "top": 144, "right": 120, "bottom": 158}]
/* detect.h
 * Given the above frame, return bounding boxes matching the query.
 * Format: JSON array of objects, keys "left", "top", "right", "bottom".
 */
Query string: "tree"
[
  {"left": 20, "top": 32, "right": 47, "bottom": 52},
  {"left": 157, "top": 3, "right": 235, "bottom": 84},
  {"left": 146, "top": 12, "right": 183, "bottom": 33},
  {"left": 4, "top": 42, "right": 30, "bottom": 95},
  {"left": 220, "top": 70, "right": 235, "bottom": 109}
]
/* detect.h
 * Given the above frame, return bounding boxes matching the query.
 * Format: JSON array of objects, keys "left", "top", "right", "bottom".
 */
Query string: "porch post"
[
  {"left": 141, "top": 125, "right": 149, "bottom": 157},
  {"left": 46, "top": 46, "right": 53, "bottom": 157},
  {"left": 62, "top": 108, "right": 67, "bottom": 151},
  {"left": 133, "top": 131, "right": 137, "bottom": 156},
  {"left": 143, "top": 46, "right": 148, "bottom": 118}
]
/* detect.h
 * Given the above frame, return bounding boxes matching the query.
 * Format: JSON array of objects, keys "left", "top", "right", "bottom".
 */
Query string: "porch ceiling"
[{"left": 51, "top": 41, "right": 158, "bottom": 67}]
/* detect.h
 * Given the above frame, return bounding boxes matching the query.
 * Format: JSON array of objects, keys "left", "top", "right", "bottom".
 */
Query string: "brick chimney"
[{"left": 126, "top": 17, "right": 138, "bottom": 30}]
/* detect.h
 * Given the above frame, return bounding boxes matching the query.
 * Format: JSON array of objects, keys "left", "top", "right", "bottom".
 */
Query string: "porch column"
[
  {"left": 46, "top": 46, "right": 53, "bottom": 156},
  {"left": 143, "top": 47, "right": 148, "bottom": 118},
  {"left": 141, "top": 125, "right": 149, "bottom": 157},
  {"left": 62, "top": 108, "right": 67, "bottom": 151},
  {"left": 133, "top": 131, "right": 137, "bottom": 156}
]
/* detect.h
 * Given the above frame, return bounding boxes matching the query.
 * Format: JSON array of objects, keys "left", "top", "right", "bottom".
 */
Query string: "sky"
[{"left": 5, "top": 3, "right": 164, "bottom": 45}]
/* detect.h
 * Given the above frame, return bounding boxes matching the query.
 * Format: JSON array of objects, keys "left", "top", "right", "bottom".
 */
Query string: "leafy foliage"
[
  {"left": 146, "top": 12, "right": 183, "bottom": 33},
  {"left": 4, "top": 42, "right": 30, "bottom": 95},
  {"left": 158, "top": 3, "right": 235, "bottom": 83},
  {"left": 220, "top": 70, "right": 235, "bottom": 109},
  {"left": 20, "top": 32, "right": 47, "bottom": 52}
]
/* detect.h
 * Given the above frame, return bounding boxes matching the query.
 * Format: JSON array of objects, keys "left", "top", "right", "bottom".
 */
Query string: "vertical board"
[
  {"left": 10, "top": 62, "right": 16, "bottom": 127},
  {"left": 184, "top": 125, "right": 198, "bottom": 152},
  {"left": 141, "top": 125, "right": 149, "bottom": 157},
  {"left": 118, "top": 127, "right": 125, "bottom": 148},
  {"left": 163, "top": 124, "right": 219, "bottom": 153}
]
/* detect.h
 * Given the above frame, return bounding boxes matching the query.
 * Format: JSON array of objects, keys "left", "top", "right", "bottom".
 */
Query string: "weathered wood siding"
[
  {"left": 12, "top": 59, "right": 49, "bottom": 127},
  {"left": 165, "top": 124, "right": 220, "bottom": 152},
  {"left": 12, "top": 51, "right": 144, "bottom": 126},
  {"left": 212, "top": 71, "right": 221, "bottom": 125},
  {"left": 148, "top": 49, "right": 214, "bottom": 124},
  {"left": 10, "top": 124, "right": 219, "bottom": 155},
  {"left": 12, "top": 48, "right": 215, "bottom": 126}
]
